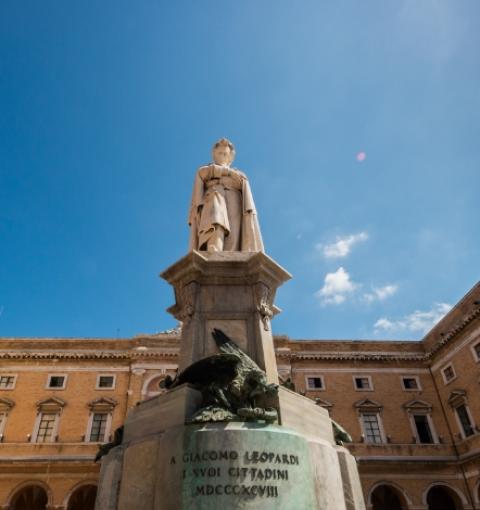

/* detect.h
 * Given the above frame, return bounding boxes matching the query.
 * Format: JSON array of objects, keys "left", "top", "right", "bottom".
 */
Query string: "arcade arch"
[
  {"left": 66, "top": 483, "right": 97, "bottom": 510},
  {"left": 9, "top": 482, "right": 49, "bottom": 510},
  {"left": 369, "top": 482, "right": 409, "bottom": 510},
  {"left": 425, "top": 483, "right": 466, "bottom": 510}
]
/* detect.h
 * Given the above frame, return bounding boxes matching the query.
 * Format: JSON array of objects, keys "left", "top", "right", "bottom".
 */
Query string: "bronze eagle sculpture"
[{"left": 165, "top": 328, "right": 278, "bottom": 423}]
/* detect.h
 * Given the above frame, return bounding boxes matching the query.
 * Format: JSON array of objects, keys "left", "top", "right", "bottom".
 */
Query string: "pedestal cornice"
[{"left": 160, "top": 250, "right": 292, "bottom": 289}]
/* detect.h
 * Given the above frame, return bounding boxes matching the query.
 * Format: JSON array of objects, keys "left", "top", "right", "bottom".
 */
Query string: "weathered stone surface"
[
  {"left": 155, "top": 423, "right": 318, "bottom": 510},
  {"left": 123, "top": 384, "right": 202, "bottom": 443},
  {"left": 153, "top": 426, "right": 186, "bottom": 509},
  {"left": 276, "top": 386, "right": 334, "bottom": 444},
  {"left": 205, "top": 319, "right": 248, "bottom": 355},
  {"left": 336, "top": 447, "right": 367, "bottom": 510},
  {"left": 94, "top": 446, "right": 123, "bottom": 510},
  {"left": 308, "top": 438, "right": 348, "bottom": 510},
  {"left": 117, "top": 439, "right": 159, "bottom": 510},
  {"left": 161, "top": 251, "right": 291, "bottom": 384},
  {"left": 98, "top": 420, "right": 366, "bottom": 510}
]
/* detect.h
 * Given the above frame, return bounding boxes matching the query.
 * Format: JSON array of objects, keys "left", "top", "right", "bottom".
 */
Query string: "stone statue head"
[{"left": 212, "top": 138, "right": 235, "bottom": 166}]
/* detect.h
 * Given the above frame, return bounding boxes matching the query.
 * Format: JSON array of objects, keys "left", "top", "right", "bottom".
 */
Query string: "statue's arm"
[{"left": 188, "top": 169, "right": 207, "bottom": 225}]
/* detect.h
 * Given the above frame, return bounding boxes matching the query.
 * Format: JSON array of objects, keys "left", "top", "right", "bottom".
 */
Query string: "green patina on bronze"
[
  {"left": 165, "top": 329, "right": 278, "bottom": 423},
  {"left": 332, "top": 420, "right": 353, "bottom": 445},
  {"left": 180, "top": 423, "right": 318, "bottom": 510}
]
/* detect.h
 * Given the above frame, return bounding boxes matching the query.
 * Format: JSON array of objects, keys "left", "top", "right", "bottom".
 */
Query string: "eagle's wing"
[
  {"left": 175, "top": 353, "right": 240, "bottom": 386},
  {"left": 211, "top": 329, "right": 263, "bottom": 374}
]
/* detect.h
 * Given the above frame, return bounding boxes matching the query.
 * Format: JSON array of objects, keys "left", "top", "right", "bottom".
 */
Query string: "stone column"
[{"left": 161, "top": 251, "right": 291, "bottom": 384}]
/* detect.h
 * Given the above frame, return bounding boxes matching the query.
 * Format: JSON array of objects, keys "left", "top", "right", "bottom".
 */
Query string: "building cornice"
[
  {"left": 0, "top": 350, "right": 179, "bottom": 360},
  {"left": 279, "top": 351, "right": 426, "bottom": 362},
  {"left": 0, "top": 349, "right": 427, "bottom": 363},
  {"left": 0, "top": 304, "right": 477, "bottom": 364},
  {"left": 424, "top": 306, "right": 480, "bottom": 359}
]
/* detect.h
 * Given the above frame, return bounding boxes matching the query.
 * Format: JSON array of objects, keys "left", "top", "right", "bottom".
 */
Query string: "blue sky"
[{"left": 1, "top": 1, "right": 479, "bottom": 340}]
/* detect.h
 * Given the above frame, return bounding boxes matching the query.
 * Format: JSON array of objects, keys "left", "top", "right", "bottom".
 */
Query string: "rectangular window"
[
  {"left": 441, "top": 364, "right": 456, "bottom": 384},
  {"left": 96, "top": 375, "right": 115, "bottom": 389},
  {"left": 0, "top": 376, "right": 16, "bottom": 389},
  {"left": 413, "top": 415, "right": 434, "bottom": 443},
  {"left": 47, "top": 375, "right": 66, "bottom": 389},
  {"left": 89, "top": 413, "right": 108, "bottom": 442},
  {"left": 306, "top": 377, "right": 324, "bottom": 390},
  {"left": 361, "top": 413, "right": 383, "bottom": 443},
  {"left": 354, "top": 377, "right": 372, "bottom": 390},
  {"left": 36, "top": 414, "right": 57, "bottom": 442},
  {"left": 456, "top": 405, "right": 474, "bottom": 438},
  {"left": 402, "top": 377, "right": 419, "bottom": 390}
]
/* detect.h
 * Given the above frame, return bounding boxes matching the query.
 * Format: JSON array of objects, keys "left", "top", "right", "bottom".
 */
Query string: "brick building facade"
[{"left": 0, "top": 282, "right": 479, "bottom": 509}]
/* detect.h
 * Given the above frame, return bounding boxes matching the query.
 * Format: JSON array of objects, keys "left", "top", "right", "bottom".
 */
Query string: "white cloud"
[
  {"left": 315, "top": 267, "right": 357, "bottom": 305},
  {"left": 317, "top": 232, "right": 368, "bottom": 259},
  {"left": 374, "top": 303, "right": 452, "bottom": 335},
  {"left": 373, "top": 318, "right": 396, "bottom": 331},
  {"left": 363, "top": 285, "right": 398, "bottom": 303}
]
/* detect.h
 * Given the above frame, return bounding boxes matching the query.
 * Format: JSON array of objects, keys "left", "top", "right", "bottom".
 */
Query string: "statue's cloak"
[{"left": 188, "top": 166, "right": 264, "bottom": 252}]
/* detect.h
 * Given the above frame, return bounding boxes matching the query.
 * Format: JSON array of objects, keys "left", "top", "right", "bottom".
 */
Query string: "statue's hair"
[{"left": 212, "top": 138, "right": 236, "bottom": 163}]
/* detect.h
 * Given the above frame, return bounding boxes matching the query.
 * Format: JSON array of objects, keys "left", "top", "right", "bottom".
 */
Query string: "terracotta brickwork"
[{"left": 0, "top": 283, "right": 479, "bottom": 509}]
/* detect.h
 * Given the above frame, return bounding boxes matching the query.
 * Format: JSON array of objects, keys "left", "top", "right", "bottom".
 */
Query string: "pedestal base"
[
  {"left": 95, "top": 387, "right": 365, "bottom": 510},
  {"left": 161, "top": 423, "right": 318, "bottom": 509}
]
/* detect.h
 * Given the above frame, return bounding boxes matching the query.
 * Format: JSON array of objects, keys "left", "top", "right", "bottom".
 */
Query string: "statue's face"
[{"left": 213, "top": 145, "right": 232, "bottom": 166}]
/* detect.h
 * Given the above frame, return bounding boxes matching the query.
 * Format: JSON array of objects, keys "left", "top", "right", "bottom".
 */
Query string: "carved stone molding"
[
  {"left": 254, "top": 282, "right": 274, "bottom": 331},
  {"left": 167, "top": 281, "right": 198, "bottom": 323},
  {"left": 178, "top": 281, "right": 198, "bottom": 323},
  {"left": 447, "top": 389, "right": 468, "bottom": 408},
  {"left": 402, "top": 399, "right": 433, "bottom": 413},
  {"left": 0, "top": 397, "right": 15, "bottom": 413},
  {"left": 87, "top": 397, "right": 118, "bottom": 412},
  {"left": 36, "top": 396, "right": 66, "bottom": 412},
  {"left": 354, "top": 398, "right": 383, "bottom": 413}
]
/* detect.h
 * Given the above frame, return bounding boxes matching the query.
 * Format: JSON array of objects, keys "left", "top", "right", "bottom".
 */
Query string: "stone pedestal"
[
  {"left": 95, "top": 385, "right": 365, "bottom": 510},
  {"left": 161, "top": 251, "right": 291, "bottom": 384},
  {"left": 95, "top": 251, "right": 365, "bottom": 510}
]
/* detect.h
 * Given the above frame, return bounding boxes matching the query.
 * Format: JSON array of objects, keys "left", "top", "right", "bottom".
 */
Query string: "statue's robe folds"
[{"left": 188, "top": 164, "right": 264, "bottom": 252}]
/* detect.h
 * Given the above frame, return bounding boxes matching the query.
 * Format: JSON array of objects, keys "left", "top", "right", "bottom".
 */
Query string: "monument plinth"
[
  {"left": 94, "top": 139, "right": 366, "bottom": 510},
  {"left": 161, "top": 250, "right": 291, "bottom": 384}
]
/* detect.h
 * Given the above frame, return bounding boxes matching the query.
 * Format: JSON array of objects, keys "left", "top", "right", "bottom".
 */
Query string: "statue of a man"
[{"left": 188, "top": 139, "right": 264, "bottom": 252}]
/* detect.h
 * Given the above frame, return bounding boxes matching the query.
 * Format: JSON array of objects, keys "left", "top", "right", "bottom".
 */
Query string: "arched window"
[
  {"left": 67, "top": 484, "right": 97, "bottom": 510},
  {"left": 371, "top": 484, "right": 407, "bottom": 510},
  {"left": 143, "top": 375, "right": 167, "bottom": 399},
  {"left": 427, "top": 485, "right": 462, "bottom": 510},
  {"left": 10, "top": 484, "right": 48, "bottom": 510},
  {"left": 141, "top": 371, "right": 177, "bottom": 400}
]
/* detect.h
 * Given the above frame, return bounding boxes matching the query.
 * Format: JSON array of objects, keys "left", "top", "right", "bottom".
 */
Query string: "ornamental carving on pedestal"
[
  {"left": 254, "top": 282, "right": 274, "bottom": 331},
  {"left": 176, "top": 281, "right": 198, "bottom": 324}
]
